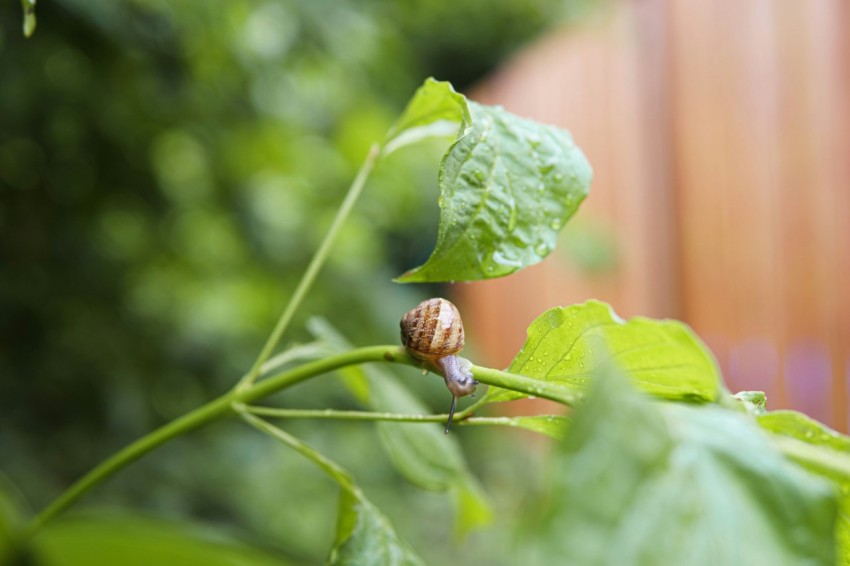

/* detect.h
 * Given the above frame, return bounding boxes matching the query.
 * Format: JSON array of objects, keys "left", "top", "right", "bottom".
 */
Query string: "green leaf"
[
  {"left": 306, "top": 318, "right": 371, "bottom": 403},
  {"left": 21, "top": 0, "right": 36, "bottom": 38},
  {"left": 522, "top": 366, "right": 838, "bottom": 565},
  {"left": 383, "top": 78, "right": 468, "bottom": 155},
  {"left": 29, "top": 514, "right": 291, "bottom": 566},
  {"left": 392, "top": 79, "right": 592, "bottom": 282},
  {"left": 758, "top": 410, "right": 850, "bottom": 456},
  {"left": 483, "top": 300, "right": 722, "bottom": 405},
  {"left": 330, "top": 491, "right": 424, "bottom": 566},
  {"left": 0, "top": 474, "right": 28, "bottom": 565},
  {"left": 756, "top": 409, "right": 850, "bottom": 564}
]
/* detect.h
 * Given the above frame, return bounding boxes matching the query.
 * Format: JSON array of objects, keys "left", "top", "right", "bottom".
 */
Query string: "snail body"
[{"left": 400, "top": 298, "right": 478, "bottom": 433}]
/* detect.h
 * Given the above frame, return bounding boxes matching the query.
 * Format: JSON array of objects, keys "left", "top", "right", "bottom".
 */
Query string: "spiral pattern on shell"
[{"left": 400, "top": 298, "right": 465, "bottom": 360}]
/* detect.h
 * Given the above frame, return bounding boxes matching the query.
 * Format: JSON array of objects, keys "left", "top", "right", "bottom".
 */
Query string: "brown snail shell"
[
  {"left": 400, "top": 298, "right": 478, "bottom": 434},
  {"left": 400, "top": 297, "right": 465, "bottom": 360}
]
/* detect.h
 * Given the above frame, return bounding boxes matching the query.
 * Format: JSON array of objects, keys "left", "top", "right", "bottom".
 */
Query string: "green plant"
[{"left": 4, "top": 78, "right": 849, "bottom": 565}]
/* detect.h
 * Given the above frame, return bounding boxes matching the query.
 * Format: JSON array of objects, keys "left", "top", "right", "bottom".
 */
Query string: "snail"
[{"left": 400, "top": 298, "right": 478, "bottom": 434}]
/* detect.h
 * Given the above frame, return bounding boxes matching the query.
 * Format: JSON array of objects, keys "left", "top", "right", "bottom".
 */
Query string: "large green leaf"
[
  {"left": 28, "top": 514, "right": 291, "bottom": 566},
  {"left": 483, "top": 300, "right": 722, "bottom": 405},
  {"left": 390, "top": 78, "right": 592, "bottom": 282},
  {"left": 520, "top": 367, "right": 837, "bottom": 565}
]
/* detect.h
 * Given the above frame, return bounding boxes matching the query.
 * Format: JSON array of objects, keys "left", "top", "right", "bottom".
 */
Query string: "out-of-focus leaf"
[
  {"left": 757, "top": 409, "right": 850, "bottom": 564},
  {"left": 306, "top": 318, "right": 371, "bottom": 403},
  {"left": 521, "top": 366, "right": 837, "bottom": 565},
  {"left": 29, "top": 514, "right": 291, "bottom": 566},
  {"left": 484, "top": 300, "right": 722, "bottom": 405},
  {"left": 758, "top": 410, "right": 850, "bottom": 455},
  {"left": 392, "top": 79, "right": 592, "bottom": 282},
  {"left": 21, "top": 0, "right": 36, "bottom": 37},
  {"left": 330, "top": 490, "right": 424, "bottom": 566},
  {"left": 308, "top": 317, "right": 492, "bottom": 535},
  {"left": 0, "top": 474, "right": 26, "bottom": 565}
]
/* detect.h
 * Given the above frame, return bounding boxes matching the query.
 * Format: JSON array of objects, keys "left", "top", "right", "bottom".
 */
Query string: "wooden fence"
[{"left": 456, "top": 0, "right": 850, "bottom": 431}]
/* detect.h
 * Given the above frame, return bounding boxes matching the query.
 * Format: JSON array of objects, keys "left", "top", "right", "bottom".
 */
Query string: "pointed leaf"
[
  {"left": 383, "top": 78, "right": 468, "bottom": 155},
  {"left": 758, "top": 410, "right": 850, "bottom": 456},
  {"left": 392, "top": 79, "right": 592, "bottom": 283},
  {"left": 484, "top": 300, "right": 722, "bottom": 405},
  {"left": 330, "top": 491, "right": 424, "bottom": 566}
]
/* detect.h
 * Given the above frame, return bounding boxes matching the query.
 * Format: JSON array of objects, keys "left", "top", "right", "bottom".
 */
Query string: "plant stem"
[
  {"left": 237, "top": 144, "right": 382, "bottom": 391},
  {"left": 23, "top": 345, "right": 404, "bottom": 539},
  {"left": 22, "top": 345, "right": 566, "bottom": 538},
  {"left": 243, "top": 406, "right": 549, "bottom": 430},
  {"left": 245, "top": 406, "right": 453, "bottom": 423},
  {"left": 472, "top": 365, "right": 582, "bottom": 406},
  {"left": 21, "top": 392, "right": 237, "bottom": 538}
]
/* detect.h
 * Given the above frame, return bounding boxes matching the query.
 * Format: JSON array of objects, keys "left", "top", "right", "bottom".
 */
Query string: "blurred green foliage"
[{"left": 0, "top": 0, "right": 596, "bottom": 563}]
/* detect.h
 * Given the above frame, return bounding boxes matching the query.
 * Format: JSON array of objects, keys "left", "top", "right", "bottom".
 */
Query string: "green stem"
[
  {"left": 22, "top": 346, "right": 564, "bottom": 538},
  {"left": 23, "top": 345, "right": 404, "bottom": 538},
  {"left": 472, "top": 365, "right": 582, "bottom": 406},
  {"left": 21, "top": 392, "right": 237, "bottom": 538},
  {"left": 245, "top": 406, "right": 461, "bottom": 424},
  {"left": 237, "top": 144, "right": 382, "bottom": 390},
  {"left": 243, "top": 406, "right": 548, "bottom": 430}
]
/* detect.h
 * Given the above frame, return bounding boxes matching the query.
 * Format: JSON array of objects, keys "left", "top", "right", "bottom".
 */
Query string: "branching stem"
[{"left": 21, "top": 345, "right": 551, "bottom": 538}]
